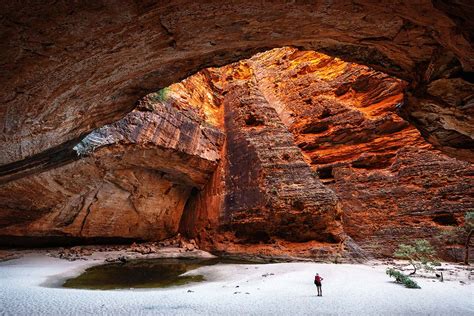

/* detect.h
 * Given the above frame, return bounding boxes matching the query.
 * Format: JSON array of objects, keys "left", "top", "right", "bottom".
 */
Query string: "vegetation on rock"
[{"left": 149, "top": 87, "right": 170, "bottom": 103}]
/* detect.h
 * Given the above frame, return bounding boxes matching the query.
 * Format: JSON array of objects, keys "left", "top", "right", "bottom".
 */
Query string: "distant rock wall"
[
  {"left": 221, "top": 66, "right": 344, "bottom": 243},
  {"left": 246, "top": 48, "right": 474, "bottom": 256},
  {"left": 181, "top": 48, "right": 473, "bottom": 258}
]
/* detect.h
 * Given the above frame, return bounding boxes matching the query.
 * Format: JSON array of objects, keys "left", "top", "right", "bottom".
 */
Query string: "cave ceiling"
[{"left": 1, "top": 0, "right": 473, "bottom": 170}]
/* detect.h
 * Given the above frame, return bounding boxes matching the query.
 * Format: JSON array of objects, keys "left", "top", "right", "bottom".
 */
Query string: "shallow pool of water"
[{"left": 62, "top": 257, "right": 255, "bottom": 290}]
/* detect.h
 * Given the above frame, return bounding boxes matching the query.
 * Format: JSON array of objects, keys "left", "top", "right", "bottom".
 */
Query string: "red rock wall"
[
  {"left": 220, "top": 64, "right": 343, "bottom": 243},
  {"left": 0, "top": 89, "right": 224, "bottom": 242},
  {"left": 244, "top": 48, "right": 474, "bottom": 256},
  {"left": 179, "top": 48, "right": 473, "bottom": 259},
  {"left": 0, "top": 47, "right": 472, "bottom": 260},
  {"left": 179, "top": 62, "right": 344, "bottom": 253},
  {"left": 0, "top": 164, "right": 191, "bottom": 240}
]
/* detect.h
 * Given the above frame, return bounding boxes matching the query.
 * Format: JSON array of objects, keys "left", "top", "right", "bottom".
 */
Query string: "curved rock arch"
[{"left": 1, "top": 0, "right": 473, "bottom": 168}]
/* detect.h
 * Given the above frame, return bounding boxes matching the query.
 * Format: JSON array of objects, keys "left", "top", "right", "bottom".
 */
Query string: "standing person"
[{"left": 314, "top": 273, "right": 323, "bottom": 296}]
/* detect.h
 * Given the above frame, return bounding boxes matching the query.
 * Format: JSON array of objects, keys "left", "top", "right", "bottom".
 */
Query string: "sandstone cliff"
[
  {"left": 1, "top": 47, "right": 472, "bottom": 261},
  {"left": 0, "top": 78, "right": 224, "bottom": 241},
  {"left": 245, "top": 48, "right": 474, "bottom": 257},
  {"left": 179, "top": 48, "right": 473, "bottom": 258}
]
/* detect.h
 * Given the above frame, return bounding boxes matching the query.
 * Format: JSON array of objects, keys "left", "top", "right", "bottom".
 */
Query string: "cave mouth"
[
  {"left": 0, "top": 46, "right": 471, "bottom": 265},
  {"left": 432, "top": 213, "right": 459, "bottom": 226}
]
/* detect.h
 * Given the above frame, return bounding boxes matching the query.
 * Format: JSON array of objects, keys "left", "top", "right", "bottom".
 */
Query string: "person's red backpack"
[{"left": 315, "top": 275, "right": 322, "bottom": 284}]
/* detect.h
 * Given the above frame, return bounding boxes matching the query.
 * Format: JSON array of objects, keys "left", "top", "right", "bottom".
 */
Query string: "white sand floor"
[{"left": 0, "top": 254, "right": 472, "bottom": 316}]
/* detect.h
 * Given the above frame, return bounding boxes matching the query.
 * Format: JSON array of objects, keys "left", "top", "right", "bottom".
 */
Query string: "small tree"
[
  {"left": 386, "top": 268, "right": 421, "bottom": 289},
  {"left": 394, "top": 239, "right": 439, "bottom": 275},
  {"left": 438, "top": 212, "right": 474, "bottom": 264}
]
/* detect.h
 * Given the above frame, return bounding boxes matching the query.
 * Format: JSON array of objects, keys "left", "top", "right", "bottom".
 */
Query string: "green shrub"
[
  {"left": 403, "top": 277, "right": 421, "bottom": 289},
  {"left": 149, "top": 87, "right": 170, "bottom": 102},
  {"left": 386, "top": 268, "right": 421, "bottom": 289}
]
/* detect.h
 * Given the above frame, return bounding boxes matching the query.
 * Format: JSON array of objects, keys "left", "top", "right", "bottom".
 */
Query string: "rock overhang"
[
  {"left": 0, "top": 1, "right": 473, "bottom": 259},
  {"left": 1, "top": 0, "right": 473, "bottom": 166}
]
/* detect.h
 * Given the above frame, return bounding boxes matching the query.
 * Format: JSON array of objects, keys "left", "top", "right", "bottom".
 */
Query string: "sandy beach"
[{"left": 0, "top": 252, "right": 472, "bottom": 316}]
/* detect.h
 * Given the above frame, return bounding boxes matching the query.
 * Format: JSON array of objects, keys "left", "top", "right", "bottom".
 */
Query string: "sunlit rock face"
[
  {"left": 0, "top": 47, "right": 472, "bottom": 260},
  {"left": 181, "top": 48, "right": 473, "bottom": 258},
  {"left": 242, "top": 48, "right": 473, "bottom": 257}
]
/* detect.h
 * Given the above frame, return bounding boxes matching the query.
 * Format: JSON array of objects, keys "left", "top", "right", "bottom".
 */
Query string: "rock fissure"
[{"left": 79, "top": 187, "right": 100, "bottom": 236}]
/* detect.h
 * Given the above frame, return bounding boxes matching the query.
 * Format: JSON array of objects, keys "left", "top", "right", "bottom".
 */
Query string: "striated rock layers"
[
  {"left": 0, "top": 76, "right": 225, "bottom": 241},
  {"left": 1, "top": 47, "right": 473, "bottom": 260},
  {"left": 180, "top": 48, "right": 473, "bottom": 258},
  {"left": 245, "top": 48, "right": 474, "bottom": 257}
]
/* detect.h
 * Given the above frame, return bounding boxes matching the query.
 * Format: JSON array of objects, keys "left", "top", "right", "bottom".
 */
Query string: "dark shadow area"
[
  {"left": 0, "top": 136, "right": 84, "bottom": 185},
  {"left": 433, "top": 213, "right": 458, "bottom": 226},
  {"left": 0, "top": 236, "right": 143, "bottom": 249},
  {"left": 317, "top": 166, "right": 334, "bottom": 179},
  {"left": 178, "top": 187, "right": 200, "bottom": 239},
  {"left": 244, "top": 113, "right": 264, "bottom": 127}
]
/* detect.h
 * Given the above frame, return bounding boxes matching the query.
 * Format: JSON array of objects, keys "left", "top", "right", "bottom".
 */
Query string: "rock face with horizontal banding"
[
  {"left": 242, "top": 48, "right": 473, "bottom": 257},
  {"left": 221, "top": 69, "right": 344, "bottom": 244},
  {"left": 0, "top": 47, "right": 472, "bottom": 261},
  {"left": 0, "top": 92, "right": 224, "bottom": 242}
]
